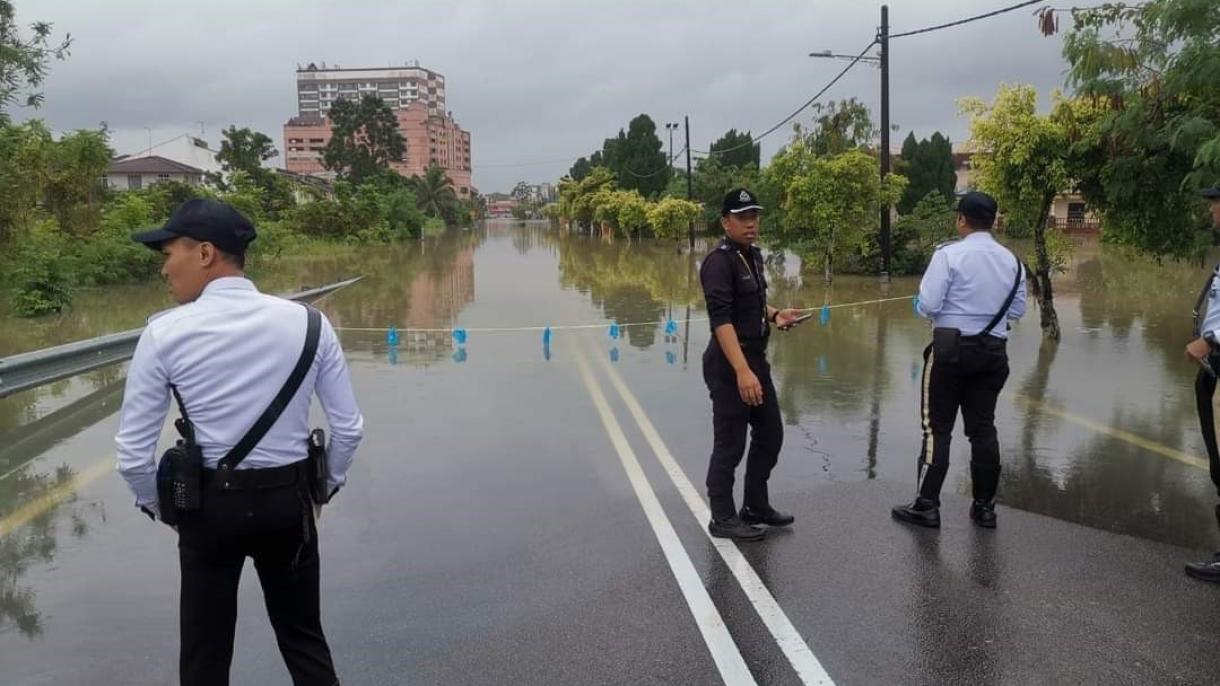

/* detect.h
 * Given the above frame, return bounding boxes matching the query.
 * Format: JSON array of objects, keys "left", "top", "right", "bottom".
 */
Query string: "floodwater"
[{"left": 2, "top": 221, "right": 1218, "bottom": 685}]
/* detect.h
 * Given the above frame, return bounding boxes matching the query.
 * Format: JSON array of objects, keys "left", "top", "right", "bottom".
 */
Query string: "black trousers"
[
  {"left": 177, "top": 462, "right": 338, "bottom": 686},
  {"left": 916, "top": 336, "right": 1009, "bottom": 505},
  {"left": 704, "top": 344, "right": 783, "bottom": 521},
  {"left": 1195, "top": 359, "right": 1220, "bottom": 496}
]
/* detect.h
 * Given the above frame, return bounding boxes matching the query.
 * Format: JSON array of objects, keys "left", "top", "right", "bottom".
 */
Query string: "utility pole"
[
  {"left": 665, "top": 122, "right": 678, "bottom": 167},
  {"left": 685, "top": 115, "right": 694, "bottom": 250},
  {"left": 879, "top": 4, "right": 892, "bottom": 282}
]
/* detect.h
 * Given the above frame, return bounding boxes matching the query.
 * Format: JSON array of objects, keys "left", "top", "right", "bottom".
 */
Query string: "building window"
[
  {"left": 1068, "top": 202, "right": 1087, "bottom": 224},
  {"left": 157, "top": 173, "right": 171, "bottom": 181},
  {"left": 128, "top": 175, "right": 143, "bottom": 190}
]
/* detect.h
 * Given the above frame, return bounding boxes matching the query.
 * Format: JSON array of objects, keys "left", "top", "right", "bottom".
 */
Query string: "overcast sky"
[{"left": 21, "top": 0, "right": 1071, "bottom": 193}]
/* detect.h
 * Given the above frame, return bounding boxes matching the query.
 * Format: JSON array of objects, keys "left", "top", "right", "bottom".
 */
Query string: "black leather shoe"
[
  {"left": 1185, "top": 553, "right": 1220, "bottom": 583},
  {"left": 970, "top": 500, "right": 997, "bottom": 528},
  {"left": 708, "top": 516, "right": 766, "bottom": 541},
  {"left": 740, "top": 505, "right": 795, "bottom": 527},
  {"left": 891, "top": 498, "right": 941, "bottom": 528}
]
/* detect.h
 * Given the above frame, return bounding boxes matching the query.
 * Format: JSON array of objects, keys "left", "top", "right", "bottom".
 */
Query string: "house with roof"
[{"left": 105, "top": 155, "right": 205, "bottom": 191}]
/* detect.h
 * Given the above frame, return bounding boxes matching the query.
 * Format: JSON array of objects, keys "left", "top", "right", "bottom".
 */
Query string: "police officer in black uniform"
[
  {"left": 1185, "top": 184, "right": 1220, "bottom": 582},
  {"left": 700, "top": 188, "right": 801, "bottom": 541}
]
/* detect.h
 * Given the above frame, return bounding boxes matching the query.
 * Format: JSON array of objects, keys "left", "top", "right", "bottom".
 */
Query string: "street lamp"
[
  {"left": 665, "top": 122, "right": 679, "bottom": 166},
  {"left": 809, "top": 5, "right": 892, "bottom": 280}
]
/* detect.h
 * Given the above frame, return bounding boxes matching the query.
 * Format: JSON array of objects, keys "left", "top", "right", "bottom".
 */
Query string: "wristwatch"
[
  {"left": 768, "top": 310, "right": 779, "bottom": 324},
  {"left": 1206, "top": 331, "right": 1217, "bottom": 348}
]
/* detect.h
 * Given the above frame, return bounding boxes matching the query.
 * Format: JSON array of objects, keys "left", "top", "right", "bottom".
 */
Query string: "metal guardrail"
[{"left": 0, "top": 276, "right": 363, "bottom": 399}]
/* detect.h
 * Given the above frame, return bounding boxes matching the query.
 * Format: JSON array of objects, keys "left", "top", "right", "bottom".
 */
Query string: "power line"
[
  {"left": 691, "top": 39, "right": 879, "bottom": 158},
  {"left": 621, "top": 145, "right": 687, "bottom": 178},
  {"left": 891, "top": 0, "right": 1043, "bottom": 39}
]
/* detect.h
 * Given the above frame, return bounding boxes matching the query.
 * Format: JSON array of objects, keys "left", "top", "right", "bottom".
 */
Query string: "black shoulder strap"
[
  {"left": 219, "top": 304, "right": 322, "bottom": 470},
  {"left": 1193, "top": 265, "right": 1218, "bottom": 336},
  {"left": 170, "top": 384, "right": 196, "bottom": 445},
  {"left": 980, "top": 253, "right": 1023, "bottom": 338}
]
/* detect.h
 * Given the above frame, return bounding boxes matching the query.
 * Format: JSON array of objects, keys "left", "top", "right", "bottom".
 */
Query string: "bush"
[
  {"left": 382, "top": 188, "right": 425, "bottom": 239},
  {"left": 422, "top": 216, "right": 446, "bottom": 237},
  {"left": 10, "top": 219, "right": 74, "bottom": 317}
]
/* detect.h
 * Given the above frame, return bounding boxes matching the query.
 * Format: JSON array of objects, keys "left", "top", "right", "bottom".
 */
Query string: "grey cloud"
[{"left": 22, "top": 0, "right": 1073, "bottom": 192}]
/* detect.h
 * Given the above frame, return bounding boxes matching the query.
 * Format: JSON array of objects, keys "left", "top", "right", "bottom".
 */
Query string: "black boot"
[
  {"left": 970, "top": 500, "right": 997, "bottom": 528},
  {"left": 740, "top": 505, "right": 795, "bottom": 527},
  {"left": 709, "top": 515, "right": 766, "bottom": 541},
  {"left": 1185, "top": 505, "right": 1220, "bottom": 583},
  {"left": 892, "top": 497, "right": 941, "bottom": 528}
]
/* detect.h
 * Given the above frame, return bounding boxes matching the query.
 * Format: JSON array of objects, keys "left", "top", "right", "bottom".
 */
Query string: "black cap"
[
  {"left": 721, "top": 187, "right": 763, "bottom": 216},
  {"left": 1200, "top": 186, "right": 1220, "bottom": 199},
  {"left": 956, "top": 191, "right": 999, "bottom": 228},
  {"left": 132, "top": 198, "right": 256, "bottom": 255}
]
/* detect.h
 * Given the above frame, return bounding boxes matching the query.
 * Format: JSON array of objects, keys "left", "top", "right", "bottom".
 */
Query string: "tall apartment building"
[{"left": 284, "top": 62, "right": 472, "bottom": 196}]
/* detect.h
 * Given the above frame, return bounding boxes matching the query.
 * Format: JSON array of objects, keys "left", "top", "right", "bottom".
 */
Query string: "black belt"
[{"left": 201, "top": 459, "right": 307, "bottom": 491}]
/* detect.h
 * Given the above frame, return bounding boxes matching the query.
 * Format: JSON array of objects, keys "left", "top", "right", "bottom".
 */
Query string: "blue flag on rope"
[
  {"left": 386, "top": 326, "right": 399, "bottom": 347},
  {"left": 819, "top": 305, "right": 830, "bottom": 326},
  {"left": 542, "top": 326, "right": 553, "bottom": 346},
  {"left": 453, "top": 328, "right": 468, "bottom": 346},
  {"left": 912, "top": 295, "right": 921, "bottom": 316},
  {"left": 609, "top": 321, "right": 621, "bottom": 340},
  {"left": 664, "top": 319, "right": 678, "bottom": 336},
  {"left": 543, "top": 341, "right": 552, "bottom": 362}
]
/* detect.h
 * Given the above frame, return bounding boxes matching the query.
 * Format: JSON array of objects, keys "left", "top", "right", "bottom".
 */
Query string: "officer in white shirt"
[
  {"left": 892, "top": 191, "right": 1026, "bottom": 529},
  {"left": 1185, "top": 185, "right": 1220, "bottom": 583},
  {"left": 115, "top": 199, "right": 363, "bottom": 686}
]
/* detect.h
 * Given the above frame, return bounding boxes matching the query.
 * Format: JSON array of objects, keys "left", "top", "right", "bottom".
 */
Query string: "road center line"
[{"left": 572, "top": 347, "right": 757, "bottom": 686}]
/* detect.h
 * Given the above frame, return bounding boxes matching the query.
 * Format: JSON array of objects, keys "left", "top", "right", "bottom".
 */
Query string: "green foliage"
[
  {"left": 707, "top": 129, "right": 760, "bottom": 169},
  {"left": 70, "top": 193, "right": 160, "bottom": 285},
  {"left": 9, "top": 218, "right": 71, "bottom": 316},
  {"left": 962, "top": 83, "right": 1074, "bottom": 338},
  {"left": 1058, "top": 0, "right": 1220, "bottom": 257},
  {"left": 569, "top": 156, "right": 592, "bottom": 181},
  {"left": 646, "top": 197, "right": 701, "bottom": 241},
  {"left": 0, "top": 0, "right": 71, "bottom": 123},
  {"left": 766, "top": 142, "right": 905, "bottom": 281},
  {"left": 586, "top": 114, "right": 670, "bottom": 198},
  {"left": 0, "top": 120, "right": 111, "bottom": 241},
  {"left": 321, "top": 95, "right": 406, "bottom": 183},
  {"left": 800, "top": 98, "right": 877, "bottom": 156},
  {"left": 422, "top": 216, "right": 447, "bottom": 237},
  {"left": 897, "top": 132, "right": 956, "bottom": 215},
  {"left": 689, "top": 157, "right": 764, "bottom": 228},
  {"left": 884, "top": 191, "right": 958, "bottom": 274},
  {"left": 215, "top": 126, "right": 277, "bottom": 176},
  {"left": 382, "top": 187, "right": 426, "bottom": 239},
  {"left": 411, "top": 164, "right": 462, "bottom": 225}
]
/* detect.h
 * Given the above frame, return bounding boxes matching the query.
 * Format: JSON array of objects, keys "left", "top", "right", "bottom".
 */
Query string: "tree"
[
  {"left": 1051, "top": 0, "right": 1220, "bottom": 258},
  {"left": 0, "top": 1, "right": 71, "bottom": 124},
  {"left": 690, "top": 156, "right": 763, "bottom": 228},
  {"left": 646, "top": 197, "right": 701, "bottom": 243},
  {"left": 0, "top": 121, "right": 111, "bottom": 240},
  {"left": 600, "top": 114, "right": 670, "bottom": 198},
  {"left": 216, "top": 126, "right": 277, "bottom": 177},
  {"left": 766, "top": 143, "right": 906, "bottom": 283},
  {"left": 802, "top": 98, "right": 878, "bottom": 156},
  {"left": 961, "top": 84, "right": 1071, "bottom": 340},
  {"left": 320, "top": 95, "right": 405, "bottom": 183},
  {"left": 569, "top": 157, "right": 592, "bottom": 181},
  {"left": 410, "top": 163, "right": 459, "bottom": 224},
  {"left": 707, "top": 129, "right": 760, "bottom": 169},
  {"left": 897, "top": 131, "right": 957, "bottom": 214}
]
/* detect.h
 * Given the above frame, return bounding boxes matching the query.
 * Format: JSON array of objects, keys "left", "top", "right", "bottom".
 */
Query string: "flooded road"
[{"left": 1, "top": 221, "right": 1218, "bottom": 684}]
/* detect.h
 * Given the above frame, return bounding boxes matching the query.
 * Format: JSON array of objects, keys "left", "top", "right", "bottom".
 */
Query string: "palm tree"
[{"left": 411, "top": 164, "right": 458, "bottom": 220}]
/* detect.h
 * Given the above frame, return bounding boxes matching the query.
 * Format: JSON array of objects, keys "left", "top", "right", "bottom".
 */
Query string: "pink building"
[{"left": 283, "top": 63, "right": 473, "bottom": 197}]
